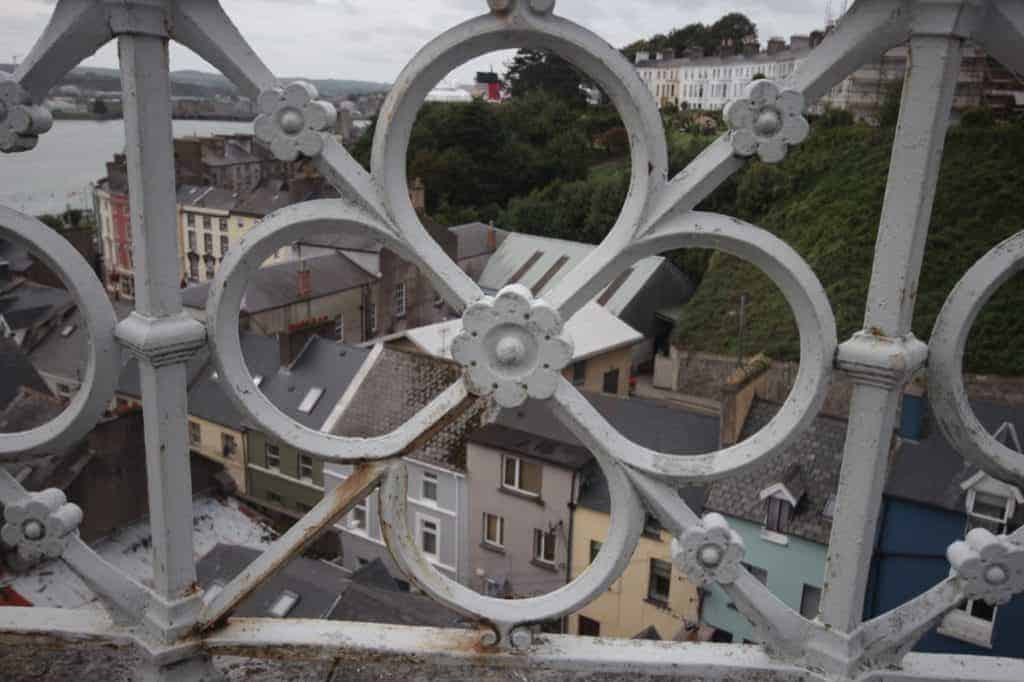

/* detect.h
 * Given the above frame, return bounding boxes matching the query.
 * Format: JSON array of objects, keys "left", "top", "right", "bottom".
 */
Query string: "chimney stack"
[
  {"left": 767, "top": 37, "right": 786, "bottom": 55},
  {"left": 790, "top": 35, "right": 811, "bottom": 52},
  {"left": 486, "top": 222, "right": 497, "bottom": 252}
]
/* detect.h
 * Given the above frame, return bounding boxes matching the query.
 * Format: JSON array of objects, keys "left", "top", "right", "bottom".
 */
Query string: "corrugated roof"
[{"left": 477, "top": 232, "right": 666, "bottom": 316}]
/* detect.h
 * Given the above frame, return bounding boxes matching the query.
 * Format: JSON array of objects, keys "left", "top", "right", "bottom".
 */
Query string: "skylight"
[
  {"left": 253, "top": 375, "right": 264, "bottom": 387},
  {"left": 297, "top": 387, "right": 324, "bottom": 414},
  {"left": 268, "top": 590, "right": 299, "bottom": 618},
  {"left": 60, "top": 324, "right": 77, "bottom": 337}
]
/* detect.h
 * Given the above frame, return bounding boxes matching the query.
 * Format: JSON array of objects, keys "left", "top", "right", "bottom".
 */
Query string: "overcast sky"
[{"left": 2, "top": 1, "right": 827, "bottom": 85}]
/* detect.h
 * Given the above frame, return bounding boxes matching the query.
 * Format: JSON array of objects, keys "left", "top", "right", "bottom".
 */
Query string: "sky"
[{"left": 2, "top": 1, "right": 827, "bottom": 86}]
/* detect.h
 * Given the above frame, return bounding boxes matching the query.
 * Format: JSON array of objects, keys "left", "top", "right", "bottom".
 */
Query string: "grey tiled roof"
[
  {"left": 187, "top": 333, "right": 281, "bottom": 430},
  {"left": 703, "top": 401, "right": 848, "bottom": 545},
  {"left": 181, "top": 252, "right": 376, "bottom": 313},
  {"left": 0, "top": 281, "right": 72, "bottom": 331},
  {"left": 27, "top": 299, "right": 133, "bottom": 385},
  {"left": 258, "top": 337, "right": 371, "bottom": 430},
  {"left": 178, "top": 185, "right": 240, "bottom": 212},
  {"left": 470, "top": 392, "right": 721, "bottom": 474},
  {"left": 886, "top": 400, "right": 1024, "bottom": 513},
  {"left": 0, "top": 338, "right": 50, "bottom": 411}
]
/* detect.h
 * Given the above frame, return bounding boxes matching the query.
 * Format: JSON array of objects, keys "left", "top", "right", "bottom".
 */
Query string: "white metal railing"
[{"left": 1, "top": 1, "right": 1023, "bottom": 680}]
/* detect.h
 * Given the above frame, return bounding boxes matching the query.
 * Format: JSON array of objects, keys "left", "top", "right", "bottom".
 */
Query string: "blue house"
[{"left": 867, "top": 398, "right": 1024, "bottom": 656}]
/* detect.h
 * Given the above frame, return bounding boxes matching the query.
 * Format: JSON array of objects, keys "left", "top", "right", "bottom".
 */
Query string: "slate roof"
[
  {"left": 448, "top": 222, "right": 507, "bottom": 261},
  {"left": 0, "top": 281, "right": 72, "bottom": 331},
  {"left": 258, "top": 337, "right": 371, "bottom": 430},
  {"left": 0, "top": 238, "right": 32, "bottom": 275},
  {"left": 181, "top": 252, "right": 376, "bottom": 313},
  {"left": 703, "top": 401, "right": 848, "bottom": 545},
  {"left": 117, "top": 351, "right": 209, "bottom": 399},
  {"left": 233, "top": 180, "right": 294, "bottom": 217},
  {"left": 187, "top": 333, "right": 281, "bottom": 430},
  {"left": 177, "top": 184, "right": 240, "bottom": 212},
  {"left": 635, "top": 46, "right": 812, "bottom": 69},
  {"left": 0, "top": 387, "right": 62, "bottom": 434},
  {"left": 477, "top": 232, "right": 668, "bottom": 318},
  {"left": 196, "top": 544, "right": 463, "bottom": 627},
  {"left": 470, "top": 392, "right": 721, "bottom": 477},
  {"left": 0, "top": 338, "right": 50, "bottom": 411},
  {"left": 27, "top": 299, "right": 133, "bottom": 384},
  {"left": 885, "top": 400, "right": 1024, "bottom": 513},
  {"left": 201, "top": 139, "right": 260, "bottom": 167}
]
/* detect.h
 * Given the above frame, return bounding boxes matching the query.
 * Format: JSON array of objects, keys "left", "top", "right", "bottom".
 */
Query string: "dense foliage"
[
  {"left": 621, "top": 13, "right": 759, "bottom": 61},
  {"left": 673, "top": 116, "right": 1024, "bottom": 375}
]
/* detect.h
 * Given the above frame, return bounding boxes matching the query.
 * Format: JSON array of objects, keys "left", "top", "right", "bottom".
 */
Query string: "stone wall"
[{"left": 671, "top": 348, "right": 1024, "bottom": 418}]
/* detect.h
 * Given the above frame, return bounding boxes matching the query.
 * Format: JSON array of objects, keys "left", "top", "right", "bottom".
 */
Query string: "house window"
[
  {"left": 349, "top": 500, "right": 368, "bottom": 531},
  {"left": 188, "top": 421, "right": 201, "bottom": 446},
  {"left": 578, "top": 615, "right": 600, "bottom": 636},
  {"left": 221, "top": 433, "right": 236, "bottom": 458},
  {"left": 267, "top": 590, "right": 299, "bottom": 618},
  {"left": 203, "top": 215, "right": 212, "bottom": 230},
  {"left": 966, "top": 491, "right": 1011, "bottom": 534},
  {"left": 422, "top": 471, "right": 438, "bottom": 502},
  {"left": 205, "top": 260, "right": 215, "bottom": 280},
  {"left": 203, "top": 232, "right": 213, "bottom": 253},
  {"left": 502, "top": 456, "right": 542, "bottom": 497},
  {"left": 188, "top": 231, "right": 197, "bottom": 251},
  {"left": 745, "top": 563, "right": 768, "bottom": 585},
  {"left": 647, "top": 558, "right": 672, "bottom": 604},
  {"left": 237, "top": 218, "right": 245, "bottom": 230},
  {"left": 186, "top": 212, "right": 195, "bottom": 227},
  {"left": 189, "top": 259, "right": 199, "bottom": 281},
  {"left": 299, "top": 454, "right": 314, "bottom": 482},
  {"left": 394, "top": 282, "right": 407, "bottom": 318},
  {"left": 484, "top": 578, "right": 501, "bottom": 596},
  {"left": 334, "top": 315, "right": 344, "bottom": 342},
  {"left": 266, "top": 490, "right": 283, "bottom": 505},
  {"left": 572, "top": 360, "right": 587, "bottom": 386},
  {"left": 419, "top": 516, "right": 439, "bottom": 557},
  {"left": 483, "top": 513, "right": 504, "bottom": 548},
  {"left": 219, "top": 217, "right": 229, "bottom": 231},
  {"left": 602, "top": 369, "right": 620, "bottom": 395},
  {"left": 800, "top": 584, "right": 822, "bottom": 620},
  {"left": 265, "top": 443, "right": 280, "bottom": 471},
  {"left": 220, "top": 235, "right": 229, "bottom": 256},
  {"left": 589, "top": 540, "right": 602, "bottom": 564},
  {"left": 367, "top": 302, "right": 377, "bottom": 334},
  {"left": 298, "top": 387, "right": 324, "bottom": 414},
  {"left": 765, "top": 497, "right": 792, "bottom": 534},
  {"left": 533, "top": 528, "right": 556, "bottom": 565}
]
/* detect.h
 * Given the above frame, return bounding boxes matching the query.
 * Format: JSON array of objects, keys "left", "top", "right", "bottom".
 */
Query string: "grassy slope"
[{"left": 674, "top": 122, "right": 1024, "bottom": 374}]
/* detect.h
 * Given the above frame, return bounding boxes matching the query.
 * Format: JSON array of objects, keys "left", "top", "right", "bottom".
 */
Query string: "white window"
[
  {"left": 483, "top": 512, "right": 504, "bottom": 548},
  {"left": 265, "top": 443, "right": 280, "bottom": 471},
  {"left": 334, "top": 315, "right": 344, "bottom": 342},
  {"left": 533, "top": 528, "right": 556, "bottom": 565},
  {"left": 502, "top": 455, "right": 542, "bottom": 497},
  {"left": 394, "top": 282, "right": 407, "bottom": 318},
  {"left": 299, "top": 454, "right": 314, "bottom": 482},
  {"left": 186, "top": 212, "right": 195, "bottom": 227},
  {"left": 966, "top": 490, "right": 1011, "bottom": 534},
  {"left": 418, "top": 515, "right": 440, "bottom": 558},
  {"left": 348, "top": 500, "right": 368, "bottom": 531},
  {"left": 367, "top": 302, "right": 377, "bottom": 334},
  {"left": 421, "top": 471, "right": 438, "bottom": 502},
  {"left": 268, "top": 590, "right": 299, "bottom": 618},
  {"left": 298, "top": 387, "right": 324, "bottom": 414}
]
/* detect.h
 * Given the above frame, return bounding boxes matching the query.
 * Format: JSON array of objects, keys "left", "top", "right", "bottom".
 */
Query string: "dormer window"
[
  {"left": 759, "top": 464, "right": 806, "bottom": 545},
  {"left": 267, "top": 590, "right": 299, "bottom": 618}
]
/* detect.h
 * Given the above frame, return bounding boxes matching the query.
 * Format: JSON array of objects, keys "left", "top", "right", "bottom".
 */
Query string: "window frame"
[
  {"left": 265, "top": 443, "right": 281, "bottom": 471},
  {"left": 421, "top": 470, "right": 438, "bottom": 503},
  {"left": 299, "top": 453, "right": 314, "bottom": 483},
  {"left": 502, "top": 455, "right": 542, "bottom": 497},
  {"left": 482, "top": 512, "right": 505, "bottom": 548},
  {"left": 800, "top": 584, "right": 822, "bottom": 620},
  {"left": 188, "top": 420, "right": 201, "bottom": 446},
  {"left": 348, "top": 499, "right": 368, "bottom": 532},
  {"left": 417, "top": 514, "right": 440, "bottom": 558},
  {"left": 533, "top": 528, "right": 556, "bottom": 565},
  {"left": 647, "top": 558, "right": 672, "bottom": 605},
  {"left": 221, "top": 433, "right": 236, "bottom": 458},
  {"left": 394, "top": 282, "right": 407, "bottom": 318}
]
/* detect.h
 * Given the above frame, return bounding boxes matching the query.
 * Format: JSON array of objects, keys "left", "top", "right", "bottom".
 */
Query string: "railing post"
[
  {"left": 820, "top": 33, "right": 963, "bottom": 633},
  {"left": 115, "top": 22, "right": 209, "bottom": 667}
]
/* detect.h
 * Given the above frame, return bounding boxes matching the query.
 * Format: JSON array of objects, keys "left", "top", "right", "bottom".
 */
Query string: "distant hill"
[
  {"left": 0, "top": 64, "right": 390, "bottom": 99},
  {"left": 673, "top": 120, "right": 1024, "bottom": 375}
]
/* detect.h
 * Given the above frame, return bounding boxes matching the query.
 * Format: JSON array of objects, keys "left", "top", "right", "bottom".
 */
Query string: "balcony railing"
[{"left": 1, "top": 1, "right": 1024, "bottom": 680}]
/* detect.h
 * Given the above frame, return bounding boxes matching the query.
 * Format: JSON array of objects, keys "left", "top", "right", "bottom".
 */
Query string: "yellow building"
[
  {"left": 569, "top": 493, "right": 701, "bottom": 640},
  {"left": 187, "top": 415, "right": 248, "bottom": 494}
]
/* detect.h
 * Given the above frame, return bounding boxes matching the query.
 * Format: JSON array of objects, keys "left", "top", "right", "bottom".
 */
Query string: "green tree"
[
  {"left": 668, "top": 23, "right": 713, "bottom": 56},
  {"left": 505, "top": 49, "right": 588, "bottom": 104},
  {"left": 879, "top": 80, "right": 903, "bottom": 127},
  {"left": 710, "top": 13, "right": 758, "bottom": 55}
]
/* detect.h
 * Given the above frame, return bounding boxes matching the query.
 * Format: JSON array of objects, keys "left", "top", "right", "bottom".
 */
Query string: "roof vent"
[
  {"left": 298, "top": 387, "right": 324, "bottom": 414},
  {"left": 268, "top": 590, "right": 299, "bottom": 618}
]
